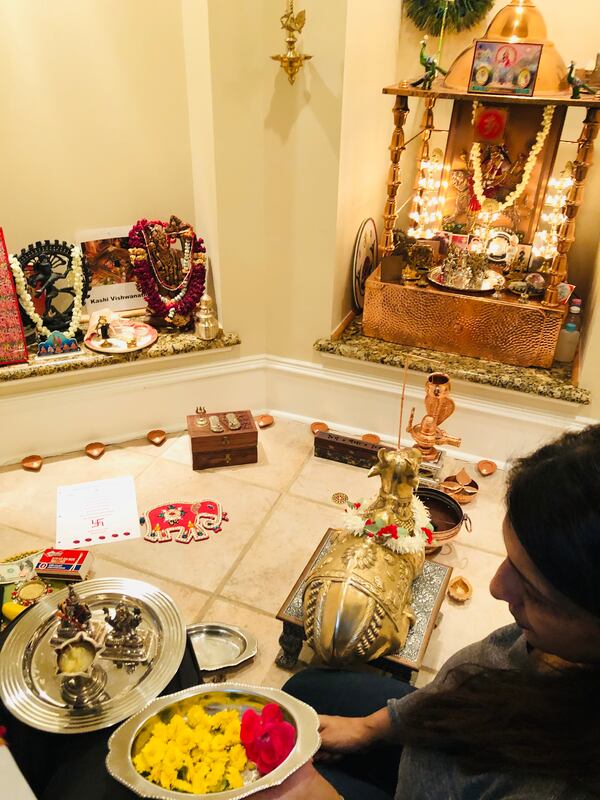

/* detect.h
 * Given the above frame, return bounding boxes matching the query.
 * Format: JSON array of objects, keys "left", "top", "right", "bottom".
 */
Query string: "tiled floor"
[{"left": 0, "top": 420, "right": 513, "bottom": 688}]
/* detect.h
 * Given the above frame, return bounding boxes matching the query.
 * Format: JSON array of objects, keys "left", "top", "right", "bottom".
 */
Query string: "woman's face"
[{"left": 490, "top": 516, "right": 600, "bottom": 663}]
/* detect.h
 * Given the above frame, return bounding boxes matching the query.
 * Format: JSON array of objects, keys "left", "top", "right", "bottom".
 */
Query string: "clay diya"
[
  {"left": 256, "top": 414, "right": 274, "bottom": 429},
  {"left": 146, "top": 429, "right": 167, "bottom": 446},
  {"left": 441, "top": 467, "right": 479, "bottom": 505},
  {"left": 310, "top": 421, "right": 329, "bottom": 435},
  {"left": 361, "top": 433, "right": 381, "bottom": 445},
  {"left": 21, "top": 455, "right": 43, "bottom": 472},
  {"left": 477, "top": 459, "right": 497, "bottom": 477},
  {"left": 85, "top": 442, "right": 106, "bottom": 459},
  {"left": 448, "top": 575, "right": 473, "bottom": 603}
]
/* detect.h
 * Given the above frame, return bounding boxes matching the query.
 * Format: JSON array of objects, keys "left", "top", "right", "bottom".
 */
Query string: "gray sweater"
[{"left": 388, "top": 624, "right": 599, "bottom": 799}]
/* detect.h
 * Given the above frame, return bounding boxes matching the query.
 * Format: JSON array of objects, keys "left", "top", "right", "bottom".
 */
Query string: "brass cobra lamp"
[{"left": 444, "top": 0, "right": 568, "bottom": 96}]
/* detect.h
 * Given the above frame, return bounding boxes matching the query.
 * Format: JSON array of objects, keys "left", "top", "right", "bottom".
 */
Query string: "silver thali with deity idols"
[{"left": 0, "top": 578, "right": 185, "bottom": 734}]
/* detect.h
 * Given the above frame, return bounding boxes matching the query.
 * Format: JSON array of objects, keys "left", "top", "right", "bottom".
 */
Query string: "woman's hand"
[
  {"left": 318, "top": 707, "right": 395, "bottom": 760},
  {"left": 318, "top": 715, "right": 375, "bottom": 757},
  {"left": 254, "top": 763, "right": 340, "bottom": 799}
]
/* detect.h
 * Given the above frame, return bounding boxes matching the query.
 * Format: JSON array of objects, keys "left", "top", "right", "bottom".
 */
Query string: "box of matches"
[{"left": 35, "top": 548, "right": 94, "bottom": 581}]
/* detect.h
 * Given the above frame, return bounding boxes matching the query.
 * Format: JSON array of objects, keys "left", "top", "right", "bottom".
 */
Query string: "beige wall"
[{"left": 0, "top": 0, "right": 194, "bottom": 252}]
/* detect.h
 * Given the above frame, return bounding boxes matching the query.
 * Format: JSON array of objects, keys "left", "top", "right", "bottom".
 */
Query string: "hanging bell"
[{"left": 194, "top": 294, "right": 220, "bottom": 341}]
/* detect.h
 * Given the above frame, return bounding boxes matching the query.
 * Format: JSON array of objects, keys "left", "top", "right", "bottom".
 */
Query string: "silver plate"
[
  {"left": 0, "top": 578, "right": 186, "bottom": 734},
  {"left": 187, "top": 624, "right": 258, "bottom": 672},
  {"left": 106, "top": 682, "right": 321, "bottom": 799},
  {"left": 428, "top": 266, "right": 504, "bottom": 294}
]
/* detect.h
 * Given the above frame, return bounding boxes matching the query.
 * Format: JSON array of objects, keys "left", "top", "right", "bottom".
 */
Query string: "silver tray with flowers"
[{"left": 106, "top": 683, "right": 321, "bottom": 799}]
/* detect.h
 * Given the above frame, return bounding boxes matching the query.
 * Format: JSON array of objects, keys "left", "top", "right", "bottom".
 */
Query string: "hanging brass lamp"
[{"left": 443, "top": 0, "right": 568, "bottom": 96}]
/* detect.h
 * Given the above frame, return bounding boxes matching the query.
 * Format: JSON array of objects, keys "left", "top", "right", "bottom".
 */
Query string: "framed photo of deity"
[
  {"left": 0, "top": 228, "right": 29, "bottom": 366},
  {"left": 469, "top": 41, "right": 543, "bottom": 97},
  {"left": 78, "top": 229, "right": 147, "bottom": 314}
]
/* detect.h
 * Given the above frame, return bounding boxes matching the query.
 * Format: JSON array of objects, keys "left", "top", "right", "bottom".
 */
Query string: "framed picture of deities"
[
  {"left": 469, "top": 40, "right": 543, "bottom": 97},
  {"left": 0, "top": 228, "right": 29, "bottom": 366},
  {"left": 80, "top": 235, "right": 147, "bottom": 314}
]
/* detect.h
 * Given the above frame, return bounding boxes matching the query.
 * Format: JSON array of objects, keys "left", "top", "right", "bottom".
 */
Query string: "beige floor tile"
[
  {"left": 0, "top": 525, "right": 50, "bottom": 562},
  {"left": 221, "top": 495, "right": 343, "bottom": 615},
  {"left": 162, "top": 419, "right": 313, "bottom": 492},
  {"left": 453, "top": 490, "right": 506, "bottom": 556},
  {"left": 413, "top": 667, "right": 437, "bottom": 689},
  {"left": 289, "top": 455, "right": 376, "bottom": 507},
  {"left": 92, "top": 554, "right": 211, "bottom": 624},
  {"left": 0, "top": 449, "right": 154, "bottom": 538},
  {"left": 421, "top": 543, "right": 513, "bottom": 672},
  {"left": 95, "top": 458, "right": 279, "bottom": 593},
  {"left": 428, "top": 456, "right": 507, "bottom": 557},
  {"left": 195, "top": 597, "right": 311, "bottom": 689}
]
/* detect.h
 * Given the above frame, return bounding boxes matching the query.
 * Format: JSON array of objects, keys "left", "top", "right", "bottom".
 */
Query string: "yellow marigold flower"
[
  {"left": 159, "top": 767, "right": 178, "bottom": 790},
  {"left": 140, "top": 737, "right": 166, "bottom": 768},
  {"left": 162, "top": 741, "right": 186, "bottom": 770},
  {"left": 226, "top": 768, "right": 244, "bottom": 789},
  {"left": 175, "top": 725, "right": 196, "bottom": 752},
  {"left": 132, "top": 753, "right": 148, "bottom": 774},
  {"left": 167, "top": 714, "right": 187, "bottom": 737},
  {"left": 150, "top": 721, "right": 170, "bottom": 741},
  {"left": 187, "top": 704, "right": 209, "bottom": 728}
]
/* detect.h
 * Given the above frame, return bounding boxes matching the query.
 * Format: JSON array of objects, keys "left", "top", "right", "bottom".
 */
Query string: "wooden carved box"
[{"left": 186, "top": 411, "right": 258, "bottom": 470}]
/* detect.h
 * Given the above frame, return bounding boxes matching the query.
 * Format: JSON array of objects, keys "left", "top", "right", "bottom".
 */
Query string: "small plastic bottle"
[
  {"left": 555, "top": 322, "right": 580, "bottom": 363},
  {"left": 566, "top": 305, "right": 581, "bottom": 331}
]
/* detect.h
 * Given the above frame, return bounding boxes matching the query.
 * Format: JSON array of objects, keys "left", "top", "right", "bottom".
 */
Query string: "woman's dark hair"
[{"left": 400, "top": 425, "right": 600, "bottom": 790}]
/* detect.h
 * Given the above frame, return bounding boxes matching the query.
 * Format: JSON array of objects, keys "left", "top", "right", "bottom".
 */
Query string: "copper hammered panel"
[{"left": 362, "top": 272, "right": 564, "bottom": 368}]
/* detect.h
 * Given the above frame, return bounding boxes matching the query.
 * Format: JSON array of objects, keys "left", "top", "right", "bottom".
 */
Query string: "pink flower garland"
[{"left": 129, "top": 219, "right": 206, "bottom": 319}]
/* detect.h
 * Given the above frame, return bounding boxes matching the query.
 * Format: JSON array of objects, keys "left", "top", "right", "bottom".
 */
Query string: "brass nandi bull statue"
[{"left": 303, "top": 447, "right": 429, "bottom": 665}]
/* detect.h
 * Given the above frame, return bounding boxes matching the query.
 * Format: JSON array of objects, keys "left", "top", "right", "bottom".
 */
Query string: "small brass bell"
[{"left": 195, "top": 294, "right": 220, "bottom": 341}]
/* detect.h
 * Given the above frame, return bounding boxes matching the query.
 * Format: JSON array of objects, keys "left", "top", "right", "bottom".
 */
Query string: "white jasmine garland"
[
  {"left": 342, "top": 494, "right": 432, "bottom": 555},
  {"left": 470, "top": 101, "right": 555, "bottom": 213},
  {"left": 9, "top": 245, "right": 84, "bottom": 339}
]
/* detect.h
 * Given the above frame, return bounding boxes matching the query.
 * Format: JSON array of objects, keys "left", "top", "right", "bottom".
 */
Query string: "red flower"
[
  {"left": 379, "top": 524, "right": 399, "bottom": 539},
  {"left": 421, "top": 527, "right": 434, "bottom": 544},
  {"left": 365, "top": 518, "right": 374, "bottom": 526},
  {"left": 353, "top": 502, "right": 361, "bottom": 509},
  {"left": 241, "top": 704, "right": 296, "bottom": 775}
]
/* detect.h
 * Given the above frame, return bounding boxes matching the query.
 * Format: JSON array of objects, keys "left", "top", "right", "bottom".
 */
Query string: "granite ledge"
[
  {"left": 314, "top": 319, "right": 590, "bottom": 406},
  {"left": 0, "top": 330, "right": 241, "bottom": 383}
]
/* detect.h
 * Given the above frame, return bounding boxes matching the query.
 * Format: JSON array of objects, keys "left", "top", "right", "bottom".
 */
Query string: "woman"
[{"left": 260, "top": 425, "right": 600, "bottom": 799}]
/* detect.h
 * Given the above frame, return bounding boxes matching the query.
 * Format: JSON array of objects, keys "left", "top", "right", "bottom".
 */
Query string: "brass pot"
[{"left": 416, "top": 487, "right": 471, "bottom": 547}]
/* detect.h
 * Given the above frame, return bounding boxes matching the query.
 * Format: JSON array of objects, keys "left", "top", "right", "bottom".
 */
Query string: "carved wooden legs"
[
  {"left": 381, "top": 95, "right": 410, "bottom": 257},
  {"left": 544, "top": 106, "right": 600, "bottom": 306},
  {"left": 275, "top": 621, "right": 305, "bottom": 670}
]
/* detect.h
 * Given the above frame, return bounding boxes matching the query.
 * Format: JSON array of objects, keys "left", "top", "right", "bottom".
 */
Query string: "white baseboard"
[{"left": 0, "top": 351, "right": 595, "bottom": 466}]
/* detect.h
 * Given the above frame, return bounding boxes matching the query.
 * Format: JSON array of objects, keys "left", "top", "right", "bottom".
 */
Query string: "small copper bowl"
[{"left": 416, "top": 487, "right": 471, "bottom": 550}]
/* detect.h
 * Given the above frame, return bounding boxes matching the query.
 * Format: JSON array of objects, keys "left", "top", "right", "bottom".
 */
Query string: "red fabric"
[{"left": 0, "top": 229, "right": 28, "bottom": 366}]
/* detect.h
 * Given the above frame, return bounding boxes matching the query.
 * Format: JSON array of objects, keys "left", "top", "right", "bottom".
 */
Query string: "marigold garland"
[{"left": 406, "top": 0, "right": 494, "bottom": 36}]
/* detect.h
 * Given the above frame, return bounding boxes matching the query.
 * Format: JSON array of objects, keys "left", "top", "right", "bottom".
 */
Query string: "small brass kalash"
[{"left": 303, "top": 447, "right": 431, "bottom": 665}]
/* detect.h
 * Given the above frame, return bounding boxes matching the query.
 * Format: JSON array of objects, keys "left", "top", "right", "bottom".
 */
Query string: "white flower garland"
[
  {"left": 470, "top": 102, "right": 555, "bottom": 214},
  {"left": 342, "top": 494, "right": 432, "bottom": 556},
  {"left": 9, "top": 245, "right": 84, "bottom": 339}
]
